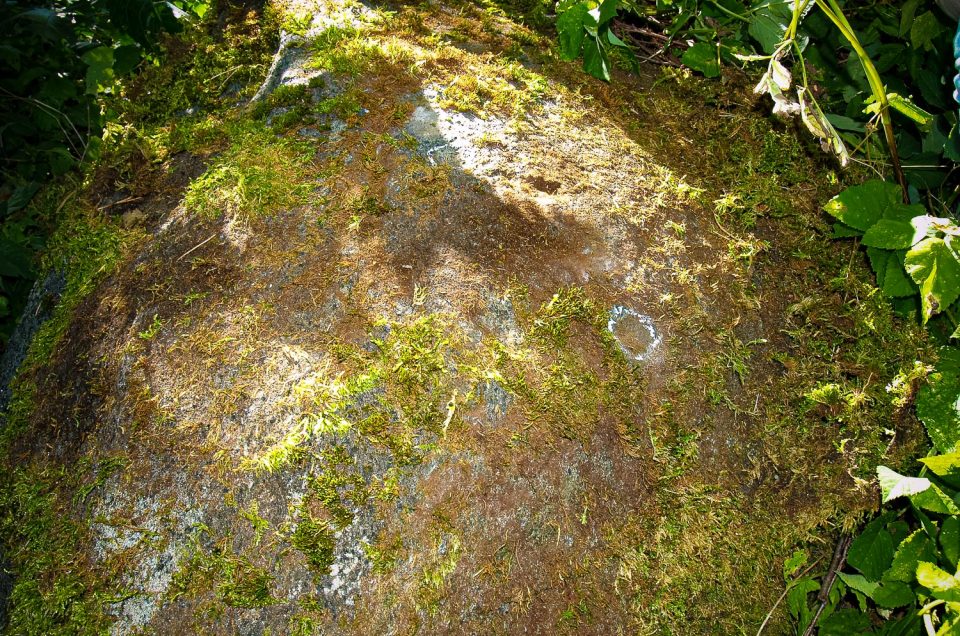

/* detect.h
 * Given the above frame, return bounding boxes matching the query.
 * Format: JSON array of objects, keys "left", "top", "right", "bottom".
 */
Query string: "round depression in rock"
[{"left": 607, "top": 305, "right": 661, "bottom": 362}]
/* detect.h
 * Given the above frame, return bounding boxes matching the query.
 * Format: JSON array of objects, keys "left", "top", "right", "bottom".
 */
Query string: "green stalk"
[
  {"left": 814, "top": 0, "right": 909, "bottom": 201},
  {"left": 705, "top": 0, "right": 750, "bottom": 23}
]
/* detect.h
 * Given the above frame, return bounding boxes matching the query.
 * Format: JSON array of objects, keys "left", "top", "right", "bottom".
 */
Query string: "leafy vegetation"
[
  {"left": 0, "top": 0, "right": 210, "bottom": 342},
  {"left": 783, "top": 348, "right": 960, "bottom": 635},
  {"left": 826, "top": 179, "right": 960, "bottom": 332}
]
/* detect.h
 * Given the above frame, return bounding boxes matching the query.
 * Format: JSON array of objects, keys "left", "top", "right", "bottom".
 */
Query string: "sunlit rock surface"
[{"left": 0, "top": 0, "right": 931, "bottom": 634}]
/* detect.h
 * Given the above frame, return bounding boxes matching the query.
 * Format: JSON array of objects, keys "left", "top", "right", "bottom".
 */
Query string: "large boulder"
[{"left": 0, "top": 0, "right": 930, "bottom": 634}]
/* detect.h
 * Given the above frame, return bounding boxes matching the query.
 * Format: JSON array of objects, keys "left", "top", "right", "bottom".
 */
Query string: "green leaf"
[
  {"left": 0, "top": 239, "right": 35, "bottom": 279},
  {"left": 823, "top": 180, "right": 901, "bottom": 232},
  {"left": 838, "top": 571, "right": 879, "bottom": 597},
  {"left": 81, "top": 46, "right": 115, "bottom": 95},
  {"left": 557, "top": 3, "right": 589, "bottom": 61},
  {"left": 4, "top": 183, "right": 40, "bottom": 214},
  {"left": 886, "top": 529, "right": 937, "bottom": 582},
  {"left": 872, "top": 580, "right": 916, "bottom": 608},
  {"left": 917, "top": 561, "right": 960, "bottom": 603},
  {"left": 819, "top": 608, "right": 873, "bottom": 634},
  {"left": 945, "top": 125, "right": 960, "bottom": 163},
  {"left": 848, "top": 513, "right": 897, "bottom": 581},
  {"left": 910, "top": 11, "right": 943, "bottom": 51},
  {"left": 936, "top": 614, "right": 960, "bottom": 636},
  {"left": 911, "top": 484, "right": 960, "bottom": 515},
  {"left": 597, "top": 0, "right": 618, "bottom": 25},
  {"left": 682, "top": 42, "right": 720, "bottom": 78},
  {"left": 888, "top": 93, "right": 934, "bottom": 129},
  {"left": 916, "top": 348, "right": 960, "bottom": 454},
  {"left": 867, "top": 248, "right": 918, "bottom": 298},
  {"left": 899, "top": 0, "right": 921, "bottom": 36},
  {"left": 878, "top": 613, "right": 923, "bottom": 636},
  {"left": 784, "top": 550, "right": 807, "bottom": 580},
  {"left": 826, "top": 113, "right": 865, "bottom": 133},
  {"left": 834, "top": 222, "right": 863, "bottom": 238},
  {"left": 920, "top": 453, "right": 960, "bottom": 479},
  {"left": 878, "top": 465, "right": 932, "bottom": 503},
  {"left": 112, "top": 44, "right": 142, "bottom": 76},
  {"left": 581, "top": 34, "right": 610, "bottom": 81},
  {"left": 787, "top": 576, "right": 820, "bottom": 624},
  {"left": 748, "top": 0, "right": 791, "bottom": 54},
  {"left": 904, "top": 237, "right": 960, "bottom": 323},
  {"left": 861, "top": 219, "right": 925, "bottom": 249},
  {"left": 940, "top": 516, "right": 959, "bottom": 570}
]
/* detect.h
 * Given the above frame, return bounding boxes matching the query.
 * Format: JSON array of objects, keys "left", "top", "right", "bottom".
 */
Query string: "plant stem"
[
  {"left": 945, "top": 307, "right": 958, "bottom": 331},
  {"left": 705, "top": 0, "right": 750, "bottom": 23},
  {"left": 813, "top": 0, "right": 908, "bottom": 201}
]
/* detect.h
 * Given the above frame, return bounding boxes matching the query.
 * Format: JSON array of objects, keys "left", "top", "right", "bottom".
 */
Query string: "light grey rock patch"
[
  {"left": 91, "top": 482, "right": 205, "bottom": 635},
  {"left": 401, "top": 88, "right": 507, "bottom": 172}
]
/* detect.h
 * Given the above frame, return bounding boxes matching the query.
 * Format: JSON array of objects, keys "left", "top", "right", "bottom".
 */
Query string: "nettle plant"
[
  {"left": 783, "top": 349, "right": 960, "bottom": 635},
  {"left": 825, "top": 179, "right": 960, "bottom": 337}
]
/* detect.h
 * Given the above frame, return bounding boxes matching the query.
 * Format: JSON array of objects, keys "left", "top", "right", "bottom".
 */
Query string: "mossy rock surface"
[{"left": 0, "top": 0, "right": 934, "bottom": 634}]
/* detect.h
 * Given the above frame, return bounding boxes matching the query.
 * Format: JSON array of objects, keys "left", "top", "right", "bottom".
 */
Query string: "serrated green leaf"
[
  {"left": 916, "top": 349, "right": 960, "bottom": 454},
  {"left": 910, "top": 11, "right": 943, "bottom": 51},
  {"left": 912, "top": 483, "right": 960, "bottom": 514},
  {"left": 848, "top": 513, "right": 897, "bottom": 580},
  {"left": 819, "top": 607, "right": 873, "bottom": 634},
  {"left": 878, "top": 465, "right": 932, "bottom": 502},
  {"left": 872, "top": 580, "right": 916, "bottom": 608},
  {"left": 945, "top": 125, "right": 960, "bottom": 163},
  {"left": 784, "top": 550, "right": 807, "bottom": 580},
  {"left": 905, "top": 237, "right": 960, "bottom": 323},
  {"left": 824, "top": 180, "right": 902, "bottom": 232},
  {"left": 581, "top": 33, "right": 610, "bottom": 81},
  {"left": 557, "top": 3, "right": 589, "bottom": 61},
  {"left": 877, "top": 611, "right": 923, "bottom": 636},
  {"left": 941, "top": 516, "right": 959, "bottom": 570},
  {"left": 884, "top": 203, "right": 929, "bottom": 223},
  {"left": 889, "top": 520, "right": 912, "bottom": 546},
  {"left": 834, "top": 222, "right": 863, "bottom": 238},
  {"left": 886, "top": 529, "right": 937, "bottom": 582},
  {"left": 917, "top": 561, "right": 960, "bottom": 602},
  {"left": 681, "top": 42, "right": 720, "bottom": 78},
  {"left": 81, "top": 46, "right": 115, "bottom": 95},
  {"left": 915, "top": 507, "right": 940, "bottom": 542},
  {"left": 748, "top": 0, "right": 791, "bottom": 54},
  {"left": 838, "top": 571, "right": 879, "bottom": 597},
  {"left": 867, "top": 248, "right": 919, "bottom": 298},
  {"left": 787, "top": 576, "right": 820, "bottom": 623},
  {"left": 899, "top": 0, "right": 921, "bottom": 36},
  {"left": 597, "top": 0, "right": 618, "bottom": 25},
  {"left": 920, "top": 453, "right": 960, "bottom": 479},
  {"left": 862, "top": 219, "right": 924, "bottom": 249}
]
